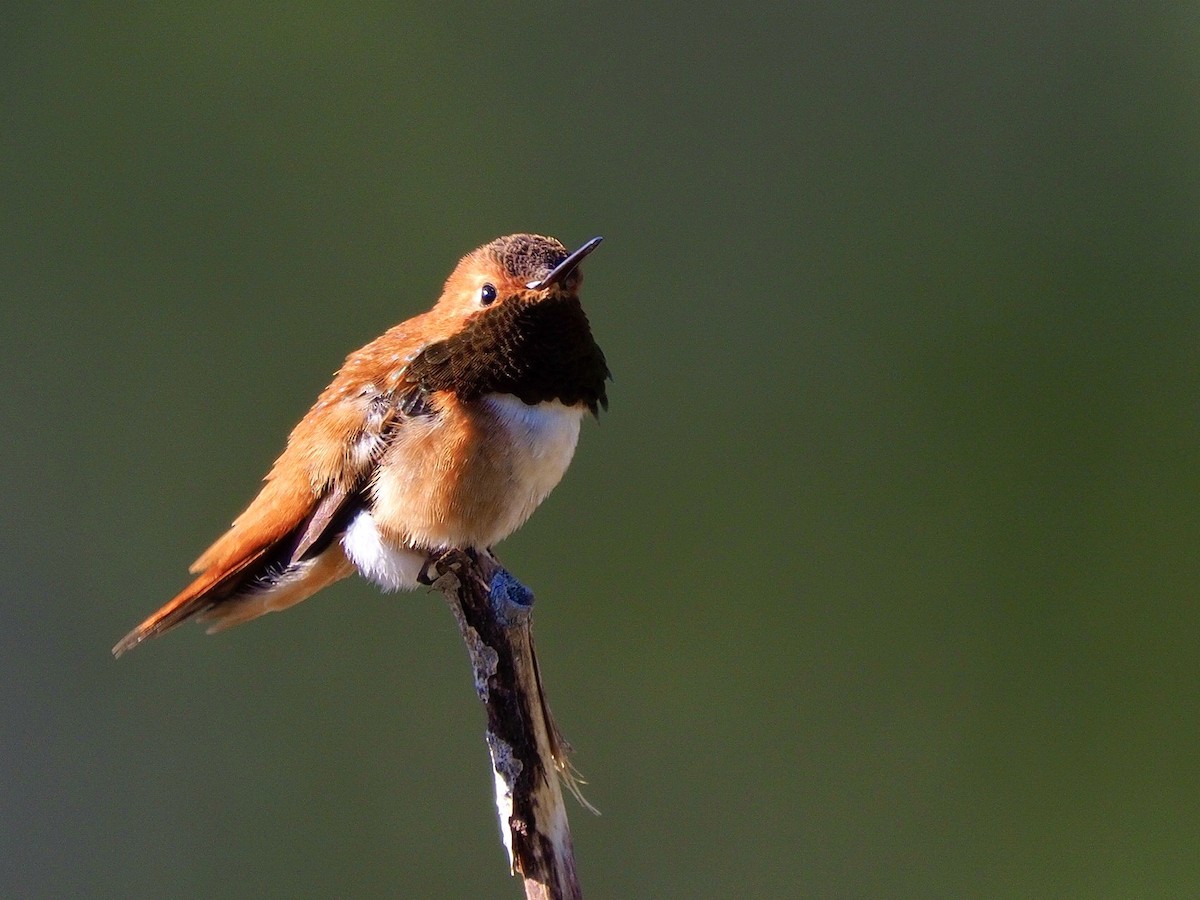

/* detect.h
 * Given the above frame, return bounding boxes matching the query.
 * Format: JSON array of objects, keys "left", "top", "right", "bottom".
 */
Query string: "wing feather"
[{"left": 113, "top": 370, "right": 418, "bottom": 656}]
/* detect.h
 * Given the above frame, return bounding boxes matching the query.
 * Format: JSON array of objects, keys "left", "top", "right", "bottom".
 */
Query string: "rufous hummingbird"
[{"left": 114, "top": 234, "right": 608, "bottom": 656}]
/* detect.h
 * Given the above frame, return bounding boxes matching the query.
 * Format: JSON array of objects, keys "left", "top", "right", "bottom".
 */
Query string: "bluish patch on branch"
[{"left": 489, "top": 569, "right": 535, "bottom": 625}]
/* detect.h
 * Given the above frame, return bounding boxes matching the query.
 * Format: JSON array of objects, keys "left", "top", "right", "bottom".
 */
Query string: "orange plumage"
[{"left": 114, "top": 235, "right": 607, "bottom": 656}]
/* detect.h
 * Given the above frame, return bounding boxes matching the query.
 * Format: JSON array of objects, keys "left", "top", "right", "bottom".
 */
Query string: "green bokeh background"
[{"left": 4, "top": 4, "right": 1198, "bottom": 897}]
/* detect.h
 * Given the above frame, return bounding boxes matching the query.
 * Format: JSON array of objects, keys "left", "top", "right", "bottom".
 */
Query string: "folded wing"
[{"left": 112, "top": 379, "right": 411, "bottom": 656}]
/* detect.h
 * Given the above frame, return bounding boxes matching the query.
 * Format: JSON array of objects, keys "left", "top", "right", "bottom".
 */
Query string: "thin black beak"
[{"left": 526, "top": 236, "right": 603, "bottom": 289}]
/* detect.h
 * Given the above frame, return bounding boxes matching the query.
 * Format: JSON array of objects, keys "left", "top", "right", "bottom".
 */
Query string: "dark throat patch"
[{"left": 405, "top": 295, "right": 610, "bottom": 415}]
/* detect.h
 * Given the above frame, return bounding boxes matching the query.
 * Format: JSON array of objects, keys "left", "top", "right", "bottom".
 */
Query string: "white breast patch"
[{"left": 481, "top": 394, "right": 584, "bottom": 527}]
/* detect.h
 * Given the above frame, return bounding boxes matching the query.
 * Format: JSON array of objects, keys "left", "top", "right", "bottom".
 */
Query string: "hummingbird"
[{"left": 113, "top": 234, "right": 608, "bottom": 657}]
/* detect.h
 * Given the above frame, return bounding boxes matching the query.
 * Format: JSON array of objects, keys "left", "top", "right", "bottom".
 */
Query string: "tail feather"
[
  {"left": 198, "top": 545, "right": 354, "bottom": 634},
  {"left": 111, "top": 551, "right": 268, "bottom": 657},
  {"left": 114, "top": 474, "right": 366, "bottom": 657},
  {"left": 111, "top": 543, "right": 356, "bottom": 656}
]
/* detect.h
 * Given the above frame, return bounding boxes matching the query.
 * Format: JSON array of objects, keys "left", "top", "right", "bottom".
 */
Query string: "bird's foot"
[{"left": 417, "top": 547, "right": 477, "bottom": 586}]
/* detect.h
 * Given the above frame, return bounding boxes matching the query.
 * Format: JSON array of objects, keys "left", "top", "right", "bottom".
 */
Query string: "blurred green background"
[{"left": 3, "top": 3, "right": 1198, "bottom": 897}]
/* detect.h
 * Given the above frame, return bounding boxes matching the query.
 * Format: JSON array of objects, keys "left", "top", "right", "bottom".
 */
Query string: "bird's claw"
[{"left": 417, "top": 548, "right": 476, "bottom": 586}]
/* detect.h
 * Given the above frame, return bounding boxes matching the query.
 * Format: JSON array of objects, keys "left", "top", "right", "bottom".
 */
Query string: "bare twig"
[{"left": 426, "top": 549, "right": 585, "bottom": 900}]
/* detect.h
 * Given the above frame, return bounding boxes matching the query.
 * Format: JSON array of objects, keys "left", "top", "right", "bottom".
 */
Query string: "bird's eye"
[{"left": 480, "top": 283, "right": 498, "bottom": 306}]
